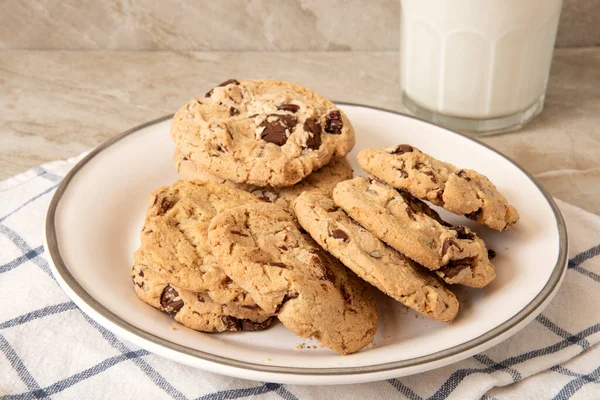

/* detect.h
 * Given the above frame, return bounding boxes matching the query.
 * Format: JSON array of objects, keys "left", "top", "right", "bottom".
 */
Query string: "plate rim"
[{"left": 44, "top": 102, "right": 568, "bottom": 377}]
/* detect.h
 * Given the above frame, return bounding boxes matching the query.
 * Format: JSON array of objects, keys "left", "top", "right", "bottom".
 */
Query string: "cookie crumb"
[
  {"left": 266, "top": 358, "right": 272, "bottom": 362},
  {"left": 170, "top": 326, "right": 177, "bottom": 330}
]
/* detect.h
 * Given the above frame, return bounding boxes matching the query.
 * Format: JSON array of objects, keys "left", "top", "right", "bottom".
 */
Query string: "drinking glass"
[{"left": 400, "top": 0, "right": 563, "bottom": 134}]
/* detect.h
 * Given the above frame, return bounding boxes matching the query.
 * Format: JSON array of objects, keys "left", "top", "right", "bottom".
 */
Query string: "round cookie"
[
  {"left": 140, "top": 180, "right": 260, "bottom": 303},
  {"left": 171, "top": 79, "right": 355, "bottom": 188},
  {"left": 207, "top": 203, "right": 377, "bottom": 355},
  {"left": 292, "top": 192, "right": 459, "bottom": 322},
  {"left": 132, "top": 250, "right": 274, "bottom": 333},
  {"left": 357, "top": 145, "right": 519, "bottom": 231},
  {"left": 334, "top": 177, "right": 495, "bottom": 288},
  {"left": 175, "top": 146, "right": 353, "bottom": 210}
]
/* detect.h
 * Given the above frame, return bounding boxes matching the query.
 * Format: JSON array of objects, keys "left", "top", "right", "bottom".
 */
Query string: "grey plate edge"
[{"left": 44, "top": 102, "right": 569, "bottom": 377}]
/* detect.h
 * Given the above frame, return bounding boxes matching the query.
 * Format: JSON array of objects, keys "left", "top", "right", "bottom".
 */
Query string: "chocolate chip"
[
  {"left": 136, "top": 282, "right": 144, "bottom": 288},
  {"left": 304, "top": 118, "right": 322, "bottom": 149},
  {"left": 229, "top": 107, "right": 239, "bottom": 116},
  {"left": 275, "top": 292, "right": 299, "bottom": 313},
  {"left": 399, "top": 169, "right": 408, "bottom": 178},
  {"left": 138, "top": 270, "right": 144, "bottom": 277},
  {"left": 230, "top": 230, "right": 248, "bottom": 237},
  {"left": 304, "top": 118, "right": 321, "bottom": 135},
  {"left": 457, "top": 170, "right": 472, "bottom": 181},
  {"left": 452, "top": 226, "right": 475, "bottom": 240},
  {"left": 282, "top": 292, "right": 299, "bottom": 304},
  {"left": 259, "top": 114, "right": 298, "bottom": 146},
  {"left": 221, "top": 314, "right": 274, "bottom": 331},
  {"left": 160, "top": 286, "right": 184, "bottom": 314},
  {"left": 155, "top": 195, "right": 175, "bottom": 216},
  {"left": 488, "top": 249, "right": 496, "bottom": 259},
  {"left": 220, "top": 79, "right": 240, "bottom": 86},
  {"left": 309, "top": 249, "right": 336, "bottom": 283},
  {"left": 205, "top": 79, "right": 240, "bottom": 98},
  {"left": 439, "top": 256, "right": 477, "bottom": 278},
  {"left": 450, "top": 256, "right": 477, "bottom": 266},
  {"left": 279, "top": 114, "right": 297, "bottom": 128},
  {"left": 221, "top": 315, "right": 241, "bottom": 331},
  {"left": 331, "top": 229, "right": 349, "bottom": 241},
  {"left": 268, "top": 262, "right": 288, "bottom": 268},
  {"left": 439, "top": 264, "right": 469, "bottom": 279},
  {"left": 196, "top": 294, "right": 205, "bottom": 302},
  {"left": 441, "top": 238, "right": 458, "bottom": 256},
  {"left": 278, "top": 104, "right": 300, "bottom": 113},
  {"left": 465, "top": 209, "right": 482, "bottom": 221},
  {"left": 424, "top": 170, "right": 438, "bottom": 183},
  {"left": 241, "top": 317, "right": 274, "bottom": 331},
  {"left": 325, "top": 110, "right": 343, "bottom": 134},
  {"left": 392, "top": 144, "right": 414, "bottom": 154}
]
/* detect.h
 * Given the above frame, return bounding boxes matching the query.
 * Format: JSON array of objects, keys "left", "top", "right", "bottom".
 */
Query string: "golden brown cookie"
[
  {"left": 292, "top": 192, "right": 459, "bottom": 322},
  {"left": 139, "top": 180, "right": 260, "bottom": 304},
  {"left": 207, "top": 203, "right": 377, "bottom": 355},
  {"left": 132, "top": 249, "right": 274, "bottom": 332},
  {"left": 333, "top": 177, "right": 495, "bottom": 288},
  {"left": 171, "top": 79, "right": 355, "bottom": 187},
  {"left": 357, "top": 145, "right": 519, "bottom": 231}
]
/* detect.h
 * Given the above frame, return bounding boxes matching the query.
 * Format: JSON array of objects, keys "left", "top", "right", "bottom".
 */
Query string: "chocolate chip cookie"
[
  {"left": 357, "top": 145, "right": 519, "bottom": 231},
  {"left": 171, "top": 79, "right": 355, "bottom": 188},
  {"left": 333, "top": 177, "right": 495, "bottom": 288},
  {"left": 132, "top": 249, "right": 274, "bottom": 332},
  {"left": 292, "top": 192, "right": 459, "bottom": 322},
  {"left": 207, "top": 203, "right": 377, "bottom": 355},
  {"left": 175, "top": 146, "right": 353, "bottom": 209},
  {"left": 140, "top": 180, "right": 261, "bottom": 304}
]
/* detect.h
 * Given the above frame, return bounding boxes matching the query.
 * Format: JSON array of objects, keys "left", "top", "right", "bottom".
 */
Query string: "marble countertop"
[{"left": 1, "top": 49, "right": 599, "bottom": 214}]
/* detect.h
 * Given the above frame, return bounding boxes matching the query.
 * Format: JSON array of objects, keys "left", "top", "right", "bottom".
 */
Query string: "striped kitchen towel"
[{"left": 0, "top": 154, "right": 599, "bottom": 400}]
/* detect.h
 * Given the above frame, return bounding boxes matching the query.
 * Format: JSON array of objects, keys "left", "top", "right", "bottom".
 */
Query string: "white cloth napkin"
[{"left": 1, "top": 155, "right": 599, "bottom": 400}]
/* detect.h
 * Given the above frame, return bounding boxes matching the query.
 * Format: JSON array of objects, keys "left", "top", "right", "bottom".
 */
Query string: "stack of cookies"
[{"left": 131, "top": 79, "right": 519, "bottom": 355}]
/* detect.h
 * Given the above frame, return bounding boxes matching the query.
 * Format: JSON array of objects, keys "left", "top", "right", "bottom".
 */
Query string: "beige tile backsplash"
[{"left": 0, "top": 0, "right": 597, "bottom": 50}]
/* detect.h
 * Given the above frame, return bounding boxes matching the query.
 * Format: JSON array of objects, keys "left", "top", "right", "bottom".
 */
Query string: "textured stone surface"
[
  {"left": 0, "top": 49, "right": 599, "bottom": 215},
  {"left": 0, "top": 0, "right": 596, "bottom": 50}
]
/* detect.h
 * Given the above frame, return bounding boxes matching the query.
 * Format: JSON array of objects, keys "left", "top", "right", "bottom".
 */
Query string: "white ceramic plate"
[{"left": 45, "top": 103, "right": 567, "bottom": 385}]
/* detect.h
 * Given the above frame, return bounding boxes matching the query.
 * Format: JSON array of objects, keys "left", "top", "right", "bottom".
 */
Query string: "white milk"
[{"left": 401, "top": 0, "right": 562, "bottom": 119}]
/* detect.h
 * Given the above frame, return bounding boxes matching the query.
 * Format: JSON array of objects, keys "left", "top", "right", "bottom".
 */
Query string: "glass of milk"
[{"left": 400, "top": 0, "right": 563, "bottom": 134}]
